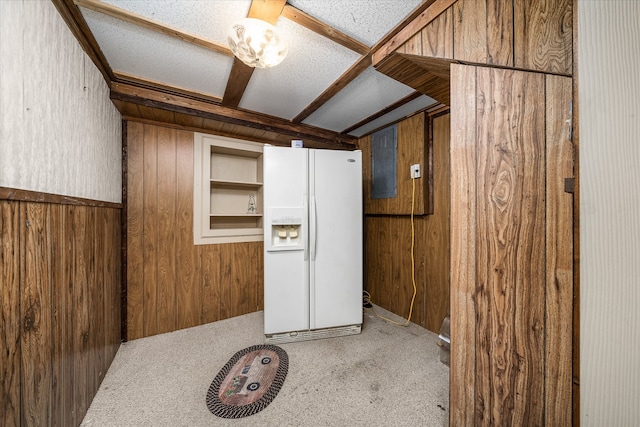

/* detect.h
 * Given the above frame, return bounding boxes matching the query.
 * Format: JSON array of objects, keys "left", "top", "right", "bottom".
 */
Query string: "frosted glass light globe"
[{"left": 227, "top": 18, "right": 288, "bottom": 68}]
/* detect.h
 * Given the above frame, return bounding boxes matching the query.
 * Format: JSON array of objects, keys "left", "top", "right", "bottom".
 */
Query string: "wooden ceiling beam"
[
  {"left": 292, "top": 0, "right": 443, "bottom": 125},
  {"left": 73, "top": 0, "right": 231, "bottom": 56},
  {"left": 221, "top": 0, "right": 287, "bottom": 108},
  {"left": 292, "top": 54, "right": 372, "bottom": 124},
  {"left": 281, "top": 5, "right": 369, "bottom": 55},
  {"left": 112, "top": 82, "right": 356, "bottom": 147}
]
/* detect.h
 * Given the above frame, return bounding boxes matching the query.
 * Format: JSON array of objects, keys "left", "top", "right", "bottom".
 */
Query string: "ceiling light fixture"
[{"left": 227, "top": 17, "right": 288, "bottom": 68}]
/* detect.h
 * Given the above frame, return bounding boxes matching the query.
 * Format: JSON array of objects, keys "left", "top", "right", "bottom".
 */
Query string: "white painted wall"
[
  {"left": 579, "top": 1, "right": 640, "bottom": 425},
  {"left": 0, "top": 0, "right": 121, "bottom": 203}
]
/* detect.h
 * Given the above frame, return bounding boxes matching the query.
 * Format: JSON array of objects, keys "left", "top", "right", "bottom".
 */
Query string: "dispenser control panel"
[{"left": 267, "top": 208, "right": 303, "bottom": 251}]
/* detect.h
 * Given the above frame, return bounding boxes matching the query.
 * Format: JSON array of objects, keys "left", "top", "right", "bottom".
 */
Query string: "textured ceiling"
[{"left": 75, "top": 0, "right": 436, "bottom": 140}]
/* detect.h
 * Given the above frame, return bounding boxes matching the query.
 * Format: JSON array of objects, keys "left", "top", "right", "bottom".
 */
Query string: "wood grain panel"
[
  {"left": 156, "top": 127, "right": 177, "bottom": 334},
  {"left": 175, "top": 130, "right": 201, "bottom": 330},
  {"left": 0, "top": 197, "right": 122, "bottom": 427},
  {"left": 476, "top": 67, "right": 546, "bottom": 425},
  {"left": 449, "top": 63, "right": 477, "bottom": 427},
  {"left": 0, "top": 201, "right": 20, "bottom": 427},
  {"left": 89, "top": 206, "right": 105, "bottom": 402},
  {"left": 544, "top": 74, "right": 573, "bottom": 426},
  {"left": 126, "top": 121, "right": 145, "bottom": 340},
  {"left": 72, "top": 206, "right": 91, "bottom": 421},
  {"left": 142, "top": 125, "right": 159, "bottom": 337},
  {"left": 514, "top": 0, "right": 573, "bottom": 75},
  {"left": 49, "top": 204, "right": 67, "bottom": 427},
  {"left": 420, "top": 7, "right": 453, "bottom": 59},
  {"left": 424, "top": 113, "right": 451, "bottom": 332},
  {"left": 21, "top": 202, "right": 52, "bottom": 426},
  {"left": 453, "top": 0, "right": 488, "bottom": 63},
  {"left": 126, "top": 123, "right": 265, "bottom": 339},
  {"left": 62, "top": 205, "right": 77, "bottom": 427},
  {"left": 486, "top": 0, "right": 513, "bottom": 66},
  {"left": 364, "top": 216, "right": 428, "bottom": 328}
]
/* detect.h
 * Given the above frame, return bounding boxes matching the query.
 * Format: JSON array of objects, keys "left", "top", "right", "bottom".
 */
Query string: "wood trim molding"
[
  {"left": 0, "top": 187, "right": 123, "bottom": 209},
  {"left": 111, "top": 82, "right": 357, "bottom": 147},
  {"left": 73, "top": 0, "right": 231, "bottom": 55}
]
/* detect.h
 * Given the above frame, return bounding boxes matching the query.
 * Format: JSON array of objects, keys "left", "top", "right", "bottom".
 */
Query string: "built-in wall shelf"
[{"left": 194, "top": 133, "right": 264, "bottom": 244}]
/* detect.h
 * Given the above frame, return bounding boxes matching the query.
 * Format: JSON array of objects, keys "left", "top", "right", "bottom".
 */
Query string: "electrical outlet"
[{"left": 410, "top": 164, "right": 421, "bottom": 179}]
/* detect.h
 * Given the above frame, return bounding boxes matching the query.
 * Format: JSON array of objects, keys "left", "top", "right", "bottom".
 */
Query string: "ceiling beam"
[
  {"left": 291, "top": 0, "right": 443, "bottom": 124},
  {"left": 111, "top": 82, "right": 356, "bottom": 147},
  {"left": 292, "top": 54, "right": 372, "bottom": 124},
  {"left": 73, "top": 0, "right": 231, "bottom": 56},
  {"left": 281, "top": 5, "right": 369, "bottom": 55},
  {"left": 221, "top": 0, "right": 287, "bottom": 108},
  {"left": 341, "top": 91, "right": 424, "bottom": 135},
  {"left": 113, "top": 71, "right": 223, "bottom": 104}
]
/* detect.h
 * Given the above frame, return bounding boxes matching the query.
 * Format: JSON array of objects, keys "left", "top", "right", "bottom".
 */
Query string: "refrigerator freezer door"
[
  {"left": 263, "top": 146, "right": 309, "bottom": 334},
  {"left": 309, "top": 149, "right": 363, "bottom": 330}
]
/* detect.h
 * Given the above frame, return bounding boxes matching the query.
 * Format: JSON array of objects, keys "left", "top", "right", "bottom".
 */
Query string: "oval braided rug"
[{"left": 206, "top": 344, "right": 288, "bottom": 419}]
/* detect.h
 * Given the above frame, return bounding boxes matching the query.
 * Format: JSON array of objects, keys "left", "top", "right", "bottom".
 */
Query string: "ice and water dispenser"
[{"left": 267, "top": 208, "right": 303, "bottom": 250}]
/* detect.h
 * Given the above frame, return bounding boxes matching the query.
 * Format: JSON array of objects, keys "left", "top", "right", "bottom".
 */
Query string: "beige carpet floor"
[{"left": 81, "top": 305, "right": 449, "bottom": 426}]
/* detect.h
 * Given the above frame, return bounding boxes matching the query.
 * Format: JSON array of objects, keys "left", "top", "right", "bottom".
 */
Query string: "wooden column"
[{"left": 450, "top": 64, "right": 573, "bottom": 425}]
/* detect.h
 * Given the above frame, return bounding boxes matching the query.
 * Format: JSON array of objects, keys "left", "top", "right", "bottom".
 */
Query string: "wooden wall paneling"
[
  {"left": 62, "top": 205, "right": 77, "bottom": 426},
  {"left": 127, "top": 121, "right": 145, "bottom": 340},
  {"left": 231, "top": 243, "right": 252, "bottom": 316},
  {"left": 20, "top": 202, "right": 52, "bottom": 426},
  {"left": 106, "top": 207, "right": 122, "bottom": 362},
  {"left": 514, "top": 0, "right": 573, "bottom": 75},
  {"left": 49, "top": 204, "right": 68, "bottom": 427},
  {"left": 420, "top": 6, "right": 453, "bottom": 59},
  {"left": 544, "top": 74, "right": 574, "bottom": 426},
  {"left": 89, "top": 206, "right": 105, "bottom": 401},
  {"left": 400, "top": 30, "right": 422, "bottom": 55},
  {"left": 142, "top": 125, "right": 159, "bottom": 337},
  {"left": 486, "top": 0, "right": 513, "bottom": 66},
  {"left": 477, "top": 68, "right": 546, "bottom": 425},
  {"left": 156, "top": 127, "right": 177, "bottom": 334},
  {"left": 453, "top": 0, "right": 488, "bottom": 64},
  {"left": 218, "top": 243, "right": 234, "bottom": 319},
  {"left": 201, "top": 244, "right": 221, "bottom": 324},
  {"left": 72, "top": 206, "right": 92, "bottom": 421},
  {"left": 175, "top": 130, "right": 201, "bottom": 330},
  {"left": 412, "top": 217, "right": 428, "bottom": 328},
  {"left": 0, "top": 201, "right": 20, "bottom": 426},
  {"left": 449, "top": 63, "right": 477, "bottom": 427},
  {"left": 398, "top": 114, "right": 426, "bottom": 215},
  {"left": 364, "top": 217, "right": 389, "bottom": 310},
  {"left": 424, "top": 113, "right": 451, "bottom": 333}
]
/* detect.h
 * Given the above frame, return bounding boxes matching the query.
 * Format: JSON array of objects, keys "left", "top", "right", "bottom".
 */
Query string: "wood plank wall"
[
  {"left": 398, "top": 0, "right": 573, "bottom": 76},
  {"left": 125, "top": 121, "right": 263, "bottom": 340},
  {"left": 0, "top": 199, "right": 121, "bottom": 427},
  {"left": 450, "top": 64, "right": 573, "bottom": 425},
  {"left": 359, "top": 112, "right": 450, "bottom": 333}
]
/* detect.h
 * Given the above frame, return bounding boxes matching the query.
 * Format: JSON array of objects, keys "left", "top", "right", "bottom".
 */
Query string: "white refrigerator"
[{"left": 263, "top": 146, "right": 363, "bottom": 343}]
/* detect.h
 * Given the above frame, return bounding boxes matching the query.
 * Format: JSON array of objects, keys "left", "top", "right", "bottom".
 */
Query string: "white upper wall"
[
  {"left": 0, "top": 0, "right": 121, "bottom": 203},
  {"left": 579, "top": 1, "right": 640, "bottom": 425}
]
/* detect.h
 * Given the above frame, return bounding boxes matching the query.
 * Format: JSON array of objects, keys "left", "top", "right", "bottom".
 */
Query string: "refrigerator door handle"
[
  {"left": 309, "top": 195, "right": 317, "bottom": 261},
  {"left": 303, "top": 197, "right": 309, "bottom": 261}
]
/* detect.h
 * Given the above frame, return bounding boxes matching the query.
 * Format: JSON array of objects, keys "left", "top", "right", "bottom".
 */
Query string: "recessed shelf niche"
[{"left": 194, "top": 133, "right": 264, "bottom": 244}]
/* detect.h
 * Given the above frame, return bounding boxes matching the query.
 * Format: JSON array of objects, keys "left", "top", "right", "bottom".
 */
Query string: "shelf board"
[
  {"left": 210, "top": 213, "right": 263, "bottom": 217},
  {"left": 210, "top": 179, "right": 263, "bottom": 188}
]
